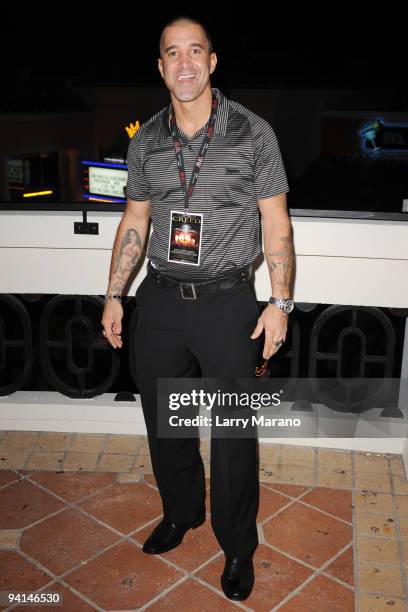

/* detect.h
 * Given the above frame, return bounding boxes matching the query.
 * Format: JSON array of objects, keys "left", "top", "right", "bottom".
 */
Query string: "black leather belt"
[{"left": 146, "top": 261, "right": 252, "bottom": 300}]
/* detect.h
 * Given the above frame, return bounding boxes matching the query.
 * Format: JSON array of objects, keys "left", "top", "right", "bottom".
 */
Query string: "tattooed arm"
[
  {"left": 251, "top": 193, "right": 295, "bottom": 359},
  {"left": 258, "top": 193, "right": 295, "bottom": 300},
  {"left": 106, "top": 198, "right": 151, "bottom": 296},
  {"left": 102, "top": 198, "right": 150, "bottom": 350}
]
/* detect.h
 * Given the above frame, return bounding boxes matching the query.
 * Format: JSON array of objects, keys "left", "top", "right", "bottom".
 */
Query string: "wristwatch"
[{"left": 268, "top": 296, "right": 294, "bottom": 314}]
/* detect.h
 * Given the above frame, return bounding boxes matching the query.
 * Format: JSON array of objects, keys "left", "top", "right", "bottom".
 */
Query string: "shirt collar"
[{"left": 158, "top": 87, "right": 228, "bottom": 140}]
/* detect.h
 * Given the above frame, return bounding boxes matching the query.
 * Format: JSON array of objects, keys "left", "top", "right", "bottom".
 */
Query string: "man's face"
[{"left": 157, "top": 21, "right": 217, "bottom": 103}]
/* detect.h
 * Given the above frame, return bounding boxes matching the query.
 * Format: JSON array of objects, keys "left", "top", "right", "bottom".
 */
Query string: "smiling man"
[{"left": 102, "top": 14, "right": 294, "bottom": 602}]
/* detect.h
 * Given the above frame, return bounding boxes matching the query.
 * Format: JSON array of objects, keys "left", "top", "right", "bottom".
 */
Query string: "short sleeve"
[
  {"left": 253, "top": 119, "right": 289, "bottom": 200},
  {"left": 125, "top": 130, "right": 151, "bottom": 201}
]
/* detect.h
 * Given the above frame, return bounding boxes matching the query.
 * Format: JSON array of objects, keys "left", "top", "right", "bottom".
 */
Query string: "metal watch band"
[{"left": 268, "top": 296, "right": 294, "bottom": 313}]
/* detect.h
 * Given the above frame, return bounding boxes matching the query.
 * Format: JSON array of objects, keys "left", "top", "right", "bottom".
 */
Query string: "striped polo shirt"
[{"left": 125, "top": 87, "right": 289, "bottom": 280}]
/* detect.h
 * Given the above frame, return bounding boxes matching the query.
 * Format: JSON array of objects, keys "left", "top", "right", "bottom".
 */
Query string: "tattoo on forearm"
[
  {"left": 107, "top": 227, "right": 142, "bottom": 294},
  {"left": 265, "top": 234, "right": 295, "bottom": 294}
]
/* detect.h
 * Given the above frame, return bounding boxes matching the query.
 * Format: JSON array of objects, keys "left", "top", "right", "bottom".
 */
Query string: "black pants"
[{"left": 134, "top": 265, "right": 262, "bottom": 558}]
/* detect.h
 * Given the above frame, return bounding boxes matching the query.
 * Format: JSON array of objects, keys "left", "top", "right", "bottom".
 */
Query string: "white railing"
[{"left": 1, "top": 210, "right": 407, "bottom": 468}]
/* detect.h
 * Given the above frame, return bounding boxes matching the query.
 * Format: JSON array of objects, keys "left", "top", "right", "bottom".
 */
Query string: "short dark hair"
[{"left": 159, "top": 15, "right": 213, "bottom": 58}]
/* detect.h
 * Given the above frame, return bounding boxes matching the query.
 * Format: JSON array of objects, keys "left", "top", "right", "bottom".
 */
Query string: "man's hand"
[
  {"left": 101, "top": 301, "right": 124, "bottom": 349},
  {"left": 250, "top": 304, "right": 288, "bottom": 359}
]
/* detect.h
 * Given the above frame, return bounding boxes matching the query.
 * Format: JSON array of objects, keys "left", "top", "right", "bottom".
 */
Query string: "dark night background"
[
  {"left": 2, "top": 7, "right": 407, "bottom": 111},
  {"left": 1, "top": 6, "right": 407, "bottom": 214}
]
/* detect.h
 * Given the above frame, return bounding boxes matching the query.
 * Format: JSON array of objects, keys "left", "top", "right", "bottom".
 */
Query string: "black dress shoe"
[
  {"left": 221, "top": 557, "right": 255, "bottom": 600},
  {"left": 142, "top": 513, "right": 205, "bottom": 554}
]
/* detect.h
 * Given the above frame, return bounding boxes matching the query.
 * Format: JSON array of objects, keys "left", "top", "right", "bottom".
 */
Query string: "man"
[{"left": 101, "top": 15, "right": 295, "bottom": 601}]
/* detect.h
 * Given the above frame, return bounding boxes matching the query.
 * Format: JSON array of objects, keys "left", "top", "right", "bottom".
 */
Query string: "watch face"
[{"left": 284, "top": 300, "right": 294, "bottom": 313}]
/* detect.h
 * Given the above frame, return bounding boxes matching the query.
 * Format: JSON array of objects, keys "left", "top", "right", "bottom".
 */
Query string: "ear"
[
  {"left": 210, "top": 52, "right": 217, "bottom": 75},
  {"left": 157, "top": 58, "right": 163, "bottom": 78}
]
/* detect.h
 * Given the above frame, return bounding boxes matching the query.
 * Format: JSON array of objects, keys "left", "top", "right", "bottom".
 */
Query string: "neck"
[{"left": 171, "top": 85, "right": 213, "bottom": 131}]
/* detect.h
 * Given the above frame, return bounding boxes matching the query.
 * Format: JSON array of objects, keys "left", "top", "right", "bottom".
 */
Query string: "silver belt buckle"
[{"left": 180, "top": 282, "right": 197, "bottom": 300}]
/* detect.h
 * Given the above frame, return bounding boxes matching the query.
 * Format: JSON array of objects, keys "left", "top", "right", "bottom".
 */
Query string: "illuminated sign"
[
  {"left": 23, "top": 190, "right": 53, "bottom": 198},
  {"left": 358, "top": 120, "right": 408, "bottom": 154},
  {"left": 125, "top": 120, "right": 140, "bottom": 138},
  {"left": 82, "top": 160, "right": 128, "bottom": 203}
]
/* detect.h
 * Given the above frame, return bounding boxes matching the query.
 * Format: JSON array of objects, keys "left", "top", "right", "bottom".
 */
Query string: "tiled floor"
[{"left": 0, "top": 432, "right": 408, "bottom": 611}]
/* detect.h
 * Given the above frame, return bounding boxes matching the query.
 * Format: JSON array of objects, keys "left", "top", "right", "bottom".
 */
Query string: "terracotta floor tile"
[
  {"left": 0, "top": 431, "right": 39, "bottom": 450},
  {"left": 29, "top": 470, "right": 116, "bottom": 503},
  {"left": 78, "top": 482, "right": 163, "bottom": 534},
  {"left": 104, "top": 434, "right": 143, "bottom": 454},
  {"left": 257, "top": 484, "right": 293, "bottom": 522},
  {"left": 398, "top": 516, "right": 408, "bottom": 539},
  {"left": 195, "top": 544, "right": 312, "bottom": 611},
  {"left": 133, "top": 516, "right": 221, "bottom": 572},
  {"left": 317, "top": 449, "right": 352, "bottom": 471},
  {"left": 11, "top": 582, "right": 95, "bottom": 611},
  {"left": 64, "top": 539, "right": 183, "bottom": 610},
  {"left": 259, "top": 442, "right": 282, "bottom": 463},
  {"left": 355, "top": 512, "right": 396, "bottom": 538},
  {"left": 133, "top": 453, "right": 154, "bottom": 475},
  {"left": 354, "top": 490, "right": 394, "bottom": 515},
  {"left": 36, "top": 432, "right": 73, "bottom": 451},
  {"left": 24, "top": 450, "right": 66, "bottom": 470},
  {"left": 116, "top": 469, "right": 143, "bottom": 483},
  {"left": 143, "top": 473, "right": 159, "bottom": 488},
  {"left": 358, "top": 561, "right": 404, "bottom": 597},
  {"left": 20, "top": 507, "right": 119, "bottom": 575},
  {"left": 96, "top": 452, "right": 134, "bottom": 472},
  {"left": 61, "top": 452, "right": 99, "bottom": 471},
  {"left": 0, "top": 470, "right": 19, "bottom": 488},
  {"left": 258, "top": 464, "right": 279, "bottom": 484},
  {"left": 263, "top": 501, "right": 353, "bottom": 567},
  {"left": 146, "top": 577, "right": 240, "bottom": 610},
  {"left": 392, "top": 474, "right": 408, "bottom": 495},
  {"left": 358, "top": 592, "right": 407, "bottom": 611},
  {"left": 0, "top": 551, "right": 51, "bottom": 599},
  {"left": 395, "top": 494, "right": 408, "bottom": 516},
  {"left": 301, "top": 486, "right": 353, "bottom": 522},
  {"left": 69, "top": 433, "right": 107, "bottom": 453},
  {"left": 262, "top": 482, "right": 310, "bottom": 498},
  {"left": 389, "top": 456, "right": 406, "bottom": 477},
  {"left": 281, "top": 446, "right": 316, "bottom": 466},
  {"left": 354, "top": 452, "right": 390, "bottom": 474},
  {"left": 273, "top": 464, "right": 315, "bottom": 486},
  {"left": 199, "top": 438, "right": 210, "bottom": 461},
  {"left": 0, "top": 448, "right": 31, "bottom": 469},
  {"left": 0, "top": 479, "right": 65, "bottom": 529},
  {"left": 316, "top": 467, "right": 353, "bottom": 489},
  {"left": 357, "top": 536, "right": 400, "bottom": 565},
  {"left": 355, "top": 471, "right": 392, "bottom": 493},
  {"left": 278, "top": 574, "right": 355, "bottom": 611},
  {"left": 6, "top": 439, "right": 408, "bottom": 610},
  {"left": 324, "top": 544, "right": 354, "bottom": 586}
]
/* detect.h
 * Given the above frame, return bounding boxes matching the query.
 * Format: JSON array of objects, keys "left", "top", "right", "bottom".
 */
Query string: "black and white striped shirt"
[{"left": 125, "top": 87, "right": 289, "bottom": 280}]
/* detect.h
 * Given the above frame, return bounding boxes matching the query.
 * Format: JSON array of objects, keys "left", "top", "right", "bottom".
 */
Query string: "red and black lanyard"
[{"left": 169, "top": 92, "right": 219, "bottom": 213}]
